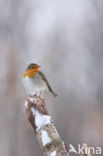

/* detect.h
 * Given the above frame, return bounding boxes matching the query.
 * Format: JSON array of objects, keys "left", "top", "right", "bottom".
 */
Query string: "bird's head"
[
  {"left": 26, "top": 63, "right": 40, "bottom": 70},
  {"left": 23, "top": 63, "right": 40, "bottom": 78}
]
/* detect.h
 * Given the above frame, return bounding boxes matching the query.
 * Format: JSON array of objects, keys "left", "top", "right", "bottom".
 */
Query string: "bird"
[{"left": 22, "top": 63, "right": 57, "bottom": 97}]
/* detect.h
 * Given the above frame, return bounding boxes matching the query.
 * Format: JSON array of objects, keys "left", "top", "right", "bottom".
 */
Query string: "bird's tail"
[
  {"left": 51, "top": 90, "right": 58, "bottom": 97},
  {"left": 47, "top": 82, "right": 57, "bottom": 97}
]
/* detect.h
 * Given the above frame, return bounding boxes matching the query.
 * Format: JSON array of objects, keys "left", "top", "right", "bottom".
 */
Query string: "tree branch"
[{"left": 25, "top": 96, "right": 69, "bottom": 156}]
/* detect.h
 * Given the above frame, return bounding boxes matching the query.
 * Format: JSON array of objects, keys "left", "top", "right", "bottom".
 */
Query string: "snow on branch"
[{"left": 25, "top": 96, "right": 69, "bottom": 156}]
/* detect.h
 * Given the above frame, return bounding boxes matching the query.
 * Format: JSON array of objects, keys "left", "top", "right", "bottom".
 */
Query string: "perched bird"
[{"left": 23, "top": 63, "right": 57, "bottom": 97}]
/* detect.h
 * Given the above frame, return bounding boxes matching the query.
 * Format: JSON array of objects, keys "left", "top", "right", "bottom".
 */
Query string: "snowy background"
[{"left": 0, "top": 0, "right": 103, "bottom": 156}]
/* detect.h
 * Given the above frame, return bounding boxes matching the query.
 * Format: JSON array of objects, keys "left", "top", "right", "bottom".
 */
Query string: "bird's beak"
[{"left": 38, "top": 65, "right": 40, "bottom": 68}]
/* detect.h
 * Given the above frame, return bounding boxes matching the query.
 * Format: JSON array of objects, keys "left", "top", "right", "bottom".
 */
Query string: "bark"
[{"left": 25, "top": 96, "right": 69, "bottom": 156}]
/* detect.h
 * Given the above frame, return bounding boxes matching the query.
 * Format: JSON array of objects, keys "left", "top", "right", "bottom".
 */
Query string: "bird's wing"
[{"left": 38, "top": 71, "right": 52, "bottom": 92}]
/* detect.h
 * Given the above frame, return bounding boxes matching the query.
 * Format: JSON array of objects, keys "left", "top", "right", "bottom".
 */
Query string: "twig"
[{"left": 81, "top": 143, "right": 92, "bottom": 156}]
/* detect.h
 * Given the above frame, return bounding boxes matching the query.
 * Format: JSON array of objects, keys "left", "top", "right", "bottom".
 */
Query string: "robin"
[{"left": 23, "top": 63, "right": 57, "bottom": 97}]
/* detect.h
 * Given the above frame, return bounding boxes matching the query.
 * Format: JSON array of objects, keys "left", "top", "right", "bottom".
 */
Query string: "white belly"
[{"left": 23, "top": 74, "right": 47, "bottom": 96}]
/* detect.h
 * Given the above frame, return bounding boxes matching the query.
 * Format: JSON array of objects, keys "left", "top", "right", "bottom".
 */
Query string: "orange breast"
[{"left": 23, "top": 68, "right": 39, "bottom": 78}]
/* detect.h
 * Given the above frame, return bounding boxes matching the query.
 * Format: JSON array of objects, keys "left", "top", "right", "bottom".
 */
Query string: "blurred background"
[{"left": 0, "top": 0, "right": 103, "bottom": 156}]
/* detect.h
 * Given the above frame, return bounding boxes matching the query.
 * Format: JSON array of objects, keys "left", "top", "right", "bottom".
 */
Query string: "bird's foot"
[
  {"left": 29, "top": 93, "right": 37, "bottom": 98},
  {"left": 38, "top": 91, "right": 42, "bottom": 100}
]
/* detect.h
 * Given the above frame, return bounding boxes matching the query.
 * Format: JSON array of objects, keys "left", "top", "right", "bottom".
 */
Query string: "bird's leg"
[
  {"left": 35, "top": 93, "right": 37, "bottom": 97},
  {"left": 38, "top": 91, "right": 42, "bottom": 99}
]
